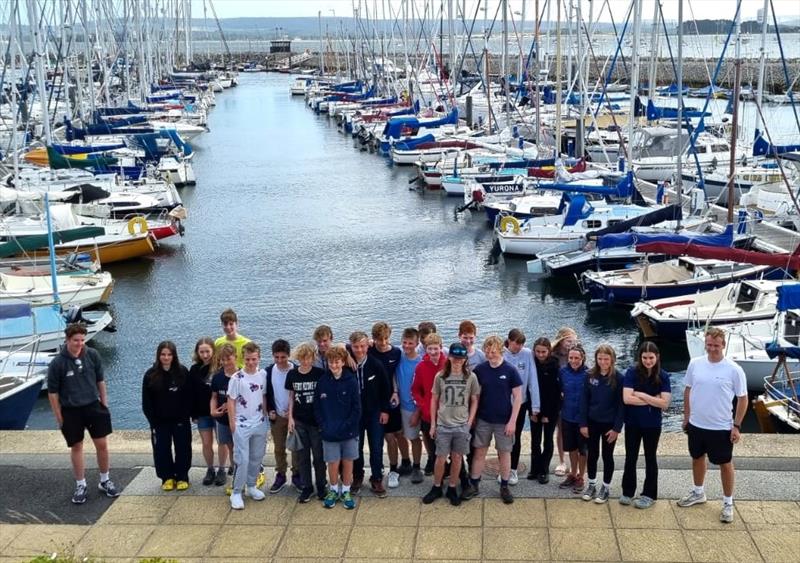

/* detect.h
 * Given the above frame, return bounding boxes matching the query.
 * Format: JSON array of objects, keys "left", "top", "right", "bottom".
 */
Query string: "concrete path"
[{"left": 1, "top": 431, "right": 798, "bottom": 562}]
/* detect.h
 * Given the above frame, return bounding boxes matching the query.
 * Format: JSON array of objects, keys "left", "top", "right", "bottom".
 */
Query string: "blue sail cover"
[
  {"left": 597, "top": 223, "right": 734, "bottom": 250},
  {"left": 50, "top": 141, "right": 126, "bottom": 154},
  {"left": 777, "top": 283, "right": 800, "bottom": 312},
  {"left": 646, "top": 100, "right": 710, "bottom": 120},
  {"left": 127, "top": 130, "right": 193, "bottom": 159},
  {"left": 392, "top": 134, "right": 436, "bottom": 151},
  {"left": 752, "top": 129, "right": 800, "bottom": 157},
  {"left": 548, "top": 171, "right": 634, "bottom": 199}
]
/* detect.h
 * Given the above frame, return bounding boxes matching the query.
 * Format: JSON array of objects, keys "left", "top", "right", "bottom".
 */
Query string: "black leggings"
[
  {"left": 586, "top": 420, "right": 617, "bottom": 484},
  {"left": 531, "top": 415, "right": 558, "bottom": 476},
  {"left": 510, "top": 402, "right": 529, "bottom": 470},
  {"left": 622, "top": 425, "right": 661, "bottom": 499}
]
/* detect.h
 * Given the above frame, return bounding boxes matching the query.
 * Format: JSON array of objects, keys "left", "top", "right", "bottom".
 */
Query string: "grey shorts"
[
  {"left": 401, "top": 409, "right": 421, "bottom": 441},
  {"left": 435, "top": 424, "right": 471, "bottom": 456},
  {"left": 322, "top": 438, "right": 358, "bottom": 463},
  {"left": 472, "top": 419, "right": 514, "bottom": 452}
]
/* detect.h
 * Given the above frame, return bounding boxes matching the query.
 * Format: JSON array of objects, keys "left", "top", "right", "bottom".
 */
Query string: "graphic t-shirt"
[
  {"left": 227, "top": 368, "right": 267, "bottom": 428},
  {"left": 285, "top": 366, "right": 324, "bottom": 425},
  {"left": 433, "top": 372, "right": 481, "bottom": 427}
]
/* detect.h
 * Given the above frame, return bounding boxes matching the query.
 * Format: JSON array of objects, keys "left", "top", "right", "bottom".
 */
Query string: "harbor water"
[{"left": 28, "top": 73, "right": 767, "bottom": 431}]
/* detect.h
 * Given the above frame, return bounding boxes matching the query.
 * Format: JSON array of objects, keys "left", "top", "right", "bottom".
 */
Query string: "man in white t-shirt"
[{"left": 677, "top": 327, "right": 748, "bottom": 524}]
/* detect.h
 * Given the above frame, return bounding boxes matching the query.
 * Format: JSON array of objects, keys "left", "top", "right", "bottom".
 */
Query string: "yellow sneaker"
[
  {"left": 256, "top": 471, "right": 266, "bottom": 489},
  {"left": 225, "top": 485, "right": 233, "bottom": 496},
  {"left": 161, "top": 479, "right": 175, "bottom": 491},
  {"left": 176, "top": 480, "right": 190, "bottom": 491}
]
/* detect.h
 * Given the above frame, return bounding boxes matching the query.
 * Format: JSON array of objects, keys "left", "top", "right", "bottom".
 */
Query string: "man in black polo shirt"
[{"left": 47, "top": 323, "right": 119, "bottom": 504}]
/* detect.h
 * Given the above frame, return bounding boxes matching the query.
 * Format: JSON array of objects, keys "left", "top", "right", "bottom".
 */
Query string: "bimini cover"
[
  {"left": 598, "top": 224, "right": 734, "bottom": 251},
  {"left": 0, "top": 304, "right": 64, "bottom": 339},
  {"left": 777, "top": 283, "right": 800, "bottom": 312}
]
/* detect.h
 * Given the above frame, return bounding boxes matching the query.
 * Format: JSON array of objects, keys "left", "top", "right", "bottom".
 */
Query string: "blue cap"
[{"left": 448, "top": 343, "right": 468, "bottom": 358}]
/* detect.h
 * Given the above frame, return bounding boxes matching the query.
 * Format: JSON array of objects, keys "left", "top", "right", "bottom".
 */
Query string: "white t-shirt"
[
  {"left": 270, "top": 364, "right": 292, "bottom": 417},
  {"left": 685, "top": 356, "right": 747, "bottom": 430},
  {"left": 227, "top": 368, "right": 267, "bottom": 428}
]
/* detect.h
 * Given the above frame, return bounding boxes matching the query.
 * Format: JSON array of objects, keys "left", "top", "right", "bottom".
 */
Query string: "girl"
[
  {"left": 579, "top": 344, "right": 624, "bottom": 504},
  {"left": 503, "top": 329, "right": 539, "bottom": 486},
  {"left": 558, "top": 343, "right": 588, "bottom": 494},
  {"left": 209, "top": 344, "right": 238, "bottom": 487},
  {"left": 621, "top": 342, "right": 672, "bottom": 509},
  {"left": 142, "top": 341, "right": 192, "bottom": 491},
  {"left": 528, "top": 337, "right": 561, "bottom": 483},
  {"left": 189, "top": 337, "right": 217, "bottom": 486},
  {"left": 551, "top": 327, "right": 578, "bottom": 476}
]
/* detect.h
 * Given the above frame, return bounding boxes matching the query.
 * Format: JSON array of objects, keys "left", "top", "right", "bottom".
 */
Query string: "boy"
[
  {"left": 459, "top": 320, "right": 485, "bottom": 370},
  {"left": 266, "top": 339, "right": 300, "bottom": 492},
  {"left": 314, "top": 345, "right": 361, "bottom": 509},
  {"left": 423, "top": 343, "right": 480, "bottom": 506},
  {"left": 416, "top": 321, "right": 437, "bottom": 357},
  {"left": 397, "top": 327, "right": 425, "bottom": 483},
  {"left": 227, "top": 342, "right": 269, "bottom": 510},
  {"left": 369, "top": 322, "right": 407, "bottom": 488},
  {"left": 468, "top": 335, "right": 523, "bottom": 504},
  {"left": 411, "top": 333, "right": 447, "bottom": 476},
  {"left": 350, "top": 331, "right": 391, "bottom": 497},
  {"left": 312, "top": 325, "right": 333, "bottom": 371},
  {"left": 215, "top": 309, "right": 251, "bottom": 369}
]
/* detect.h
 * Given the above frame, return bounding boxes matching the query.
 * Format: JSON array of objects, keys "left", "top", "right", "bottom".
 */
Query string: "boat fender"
[
  {"left": 499, "top": 215, "right": 520, "bottom": 234},
  {"left": 127, "top": 216, "right": 149, "bottom": 235}
]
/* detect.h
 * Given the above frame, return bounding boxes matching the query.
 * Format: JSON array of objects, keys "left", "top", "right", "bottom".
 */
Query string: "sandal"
[{"left": 554, "top": 463, "right": 567, "bottom": 477}]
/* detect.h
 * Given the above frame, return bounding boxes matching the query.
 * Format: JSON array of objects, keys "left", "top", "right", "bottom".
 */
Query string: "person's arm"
[
  {"left": 227, "top": 396, "right": 237, "bottom": 431},
  {"left": 410, "top": 369, "right": 424, "bottom": 425},
  {"left": 287, "top": 390, "right": 296, "bottom": 433},
  {"left": 141, "top": 374, "right": 153, "bottom": 424},
  {"left": 731, "top": 394, "right": 747, "bottom": 443},
  {"left": 506, "top": 386, "right": 522, "bottom": 436},
  {"left": 682, "top": 385, "right": 692, "bottom": 431},
  {"left": 377, "top": 361, "right": 391, "bottom": 423},
  {"left": 634, "top": 390, "right": 672, "bottom": 410},
  {"left": 528, "top": 355, "right": 541, "bottom": 414},
  {"left": 98, "top": 381, "right": 109, "bottom": 408},
  {"left": 48, "top": 392, "right": 63, "bottom": 427},
  {"left": 468, "top": 392, "right": 479, "bottom": 427},
  {"left": 623, "top": 387, "right": 648, "bottom": 406},
  {"left": 610, "top": 379, "right": 625, "bottom": 439},
  {"left": 265, "top": 367, "right": 277, "bottom": 419},
  {"left": 429, "top": 391, "right": 438, "bottom": 438},
  {"left": 579, "top": 376, "right": 590, "bottom": 437}
]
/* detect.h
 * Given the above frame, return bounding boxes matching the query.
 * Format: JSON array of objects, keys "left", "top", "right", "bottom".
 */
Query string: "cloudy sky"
[{"left": 205, "top": 0, "right": 800, "bottom": 22}]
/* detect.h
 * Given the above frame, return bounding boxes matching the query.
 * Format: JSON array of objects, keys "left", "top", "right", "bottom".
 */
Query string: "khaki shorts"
[
  {"left": 435, "top": 424, "right": 471, "bottom": 456},
  {"left": 401, "top": 409, "right": 421, "bottom": 441},
  {"left": 472, "top": 418, "right": 514, "bottom": 452}
]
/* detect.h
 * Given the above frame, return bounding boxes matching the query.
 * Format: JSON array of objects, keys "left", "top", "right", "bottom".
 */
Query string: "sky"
[{"left": 204, "top": 0, "right": 800, "bottom": 23}]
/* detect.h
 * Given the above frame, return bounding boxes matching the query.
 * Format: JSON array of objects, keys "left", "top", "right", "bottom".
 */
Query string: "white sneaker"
[
  {"left": 247, "top": 486, "right": 266, "bottom": 501},
  {"left": 720, "top": 503, "right": 734, "bottom": 523},
  {"left": 230, "top": 493, "right": 244, "bottom": 510},
  {"left": 509, "top": 469, "right": 519, "bottom": 486},
  {"left": 387, "top": 471, "right": 400, "bottom": 489}
]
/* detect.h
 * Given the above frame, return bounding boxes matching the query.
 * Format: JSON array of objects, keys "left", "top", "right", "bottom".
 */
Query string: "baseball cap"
[{"left": 448, "top": 343, "right": 468, "bottom": 358}]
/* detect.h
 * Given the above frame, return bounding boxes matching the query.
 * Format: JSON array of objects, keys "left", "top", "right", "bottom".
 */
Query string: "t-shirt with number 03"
[{"left": 433, "top": 372, "right": 481, "bottom": 427}]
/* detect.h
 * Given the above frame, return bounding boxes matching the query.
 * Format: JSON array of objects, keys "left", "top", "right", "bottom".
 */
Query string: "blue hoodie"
[
  {"left": 313, "top": 368, "right": 361, "bottom": 442},
  {"left": 579, "top": 370, "right": 625, "bottom": 432},
  {"left": 560, "top": 363, "right": 587, "bottom": 424}
]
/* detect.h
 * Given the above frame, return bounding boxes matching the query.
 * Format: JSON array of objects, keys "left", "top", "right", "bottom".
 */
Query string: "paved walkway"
[{"left": 1, "top": 431, "right": 798, "bottom": 562}]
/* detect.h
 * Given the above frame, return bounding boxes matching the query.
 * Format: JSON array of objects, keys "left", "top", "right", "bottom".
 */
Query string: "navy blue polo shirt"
[
  {"left": 474, "top": 360, "right": 522, "bottom": 424},
  {"left": 622, "top": 367, "right": 672, "bottom": 428}
]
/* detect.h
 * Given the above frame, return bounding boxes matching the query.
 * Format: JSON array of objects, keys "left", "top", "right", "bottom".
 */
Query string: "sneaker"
[
  {"left": 298, "top": 487, "right": 314, "bottom": 503},
  {"left": 371, "top": 479, "right": 388, "bottom": 498},
  {"left": 571, "top": 477, "right": 585, "bottom": 494},
  {"left": 202, "top": 468, "right": 215, "bottom": 486},
  {"left": 423, "top": 485, "right": 443, "bottom": 504},
  {"left": 387, "top": 471, "right": 400, "bottom": 489},
  {"left": 72, "top": 483, "right": 88, "bottom": 504},
  {"left": 230, "top": 492, "right": 244, "bottom": 510},
  {"left": 342, "top": 491, "right": 356, "bottom": 509},
  {"left": 291, "top": 473, "right": 303, "bottom": 492},
  {"left": 509, "top": 469, "right": 519, "bottom": 486},
  {"left": 558, "top": 475, "right": 577, "bottom": 489},
  {"left": 161, "top": 479, "right": 175, "bottom": 492},
  {"left": 317, "top": 487, "right": 328, "bottom": 501},
  {"left": 410, "top": 467, "right": 424, "bottom": 484},
  {"left": 500, "top": 485, "right": 514, "bottom": 504},
  {"left": 98, "top": 479, "right": 120, "bottom": 498},
  {"left": 619, "top": 495, "right": 633, "bottom": 506},
  {"left": 677, "top": 490, "right": 707, "bottom": 508},
  {"left": 255, "top": 468, "right": 266, "bottom": 488},
  {"left": 594, "top": 485, "right": 610, "bottom": 504},
  {"left": 527, "top": 471, "right": 537, "bottom": 480},
  {"left": 176, "top": 480, "right": 190, "bottom": 491},
  {"left": 398, "top": 460, "right": 413, "bottom": 476},
  {"left": 247, "top": 486, "right": 265, "bottom": 501},
  {"left": 554, "top": 463, "right": 567, "bottom": 477},
  {"left": 461, "top": 482, "right": 478, "bottom": 500},
  {"left": 214, "top": 468, "right": 227, "bottom": 486},
  {"left": 446, "top": 486, "right": 461, "bottom": 506},
  {"left": 225, "top": 485, "right": 233, "bottom": 496},
  {"left": 720, "top": 503, "right": 734, "bottom": 523},
  {"left": 538, "top": 474, "right": 550, "bottom": 485},
  {"left": 582, "top": 483, "right": 597, "bottom": 502},
  {"left": 270, "top": 472, "right": 287, "bottom": 494},
  {"left": 323, "top": 490, "right": 338, "bottom": 508},
  {"left": 227, "top": 465, "right": 234, "bottom": 476},
  {"left": 351, "top": 475, "right": 363, "bottom": 494},
  {"left": 634, "top": 496, "right": 655, "bottom": 509},
  {"left": 424, "top": 459, "right": 435, "bottom": 476}
]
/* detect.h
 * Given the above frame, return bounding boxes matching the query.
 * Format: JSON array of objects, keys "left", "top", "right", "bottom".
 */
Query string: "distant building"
[{"left": 270, "top": 40, "right": 292, "bottom": 54}]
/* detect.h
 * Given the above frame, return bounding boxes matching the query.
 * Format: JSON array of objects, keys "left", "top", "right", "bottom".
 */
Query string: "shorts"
[
  {"left": 383, "top": 406, "right": 403, "bottom": 434},
  {"left": 472, "top": 419, "right": 514, "bottom": 452},
  {"left": 561, "top": 420, "right": 587, "bottom": 454},
  {"left": 401, "top": 409, "right": 421, "bottom": 441},
  {"left": 322, "top": 438, "right": 358, "bottom": 463},
  {"left": 435, "top": 424, "right": 471, "bottom": 456},
  {"left": 215, "top": 420, "right": 233, "bottom": 445},
  {"left": 60, "top": 401, "right": 112, "bottom": 447},
  {"left": 196, "top": 415, "right": 215, "bottom": 431},
  {"left": 687, "top": 423, "right": 734, "bottom": 465}
]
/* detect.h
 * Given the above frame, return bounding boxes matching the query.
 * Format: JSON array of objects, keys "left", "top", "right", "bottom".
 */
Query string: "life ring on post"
[
  {"left": 127, "top": 216, "right": 149, "bottom": 235},
  {"left": 499, "top": 215, "right": 521, "bottom": 234}
]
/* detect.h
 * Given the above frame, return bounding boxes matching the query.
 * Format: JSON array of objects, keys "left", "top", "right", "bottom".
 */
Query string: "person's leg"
[
  {"left": 175, "top": 421, "right": 193, "bottom": 482},
  {"left": 341, "top": 459, "right": 354, "bottom": 486},
  {"left": 641, "top": 428, "right": 661, "bottom": 500},
  {"left": 232, "top": 426, "right": 251, "bottom": 491},
  {"left": 600, "top": 425, "right": 617, "bottom": 486},
  {"left": 354, "top": 415, "right": 367, "bottom": 481},
  {"left": 692, "top": 456, "right": 707, "bottom": 488},
  {"left": 367, "top": 411, "right": 385, "bottom": 481},
  {"left": 568, "top": 450, "right": 579, "bottom": 478},
  {"left": 270, "top": 415, "right": 289, "bottom": 476},
  {"left": 326, "top": 460, "right": 341, "bottom": 490},
  {"left": 411, "top": 437, "right": 422, "bottom": 465},
  {"left": 309, "top": 425, "right": 327, "bottom": 493},
  {"left": 70, "top": 441, "right": 85, "bottom": 481},
  {"left": 151, "top": 424, "right": 175, "bottom": 481},
  {"left": 433, "top": 455, "right": 447, "bottom": 486},
  {"left": 586, "top": 422, "right": 601, "bottom": 482},
  {"left": 541, "top": 418, "right": 557, "bottom": 475},
  {"left": 448, "top": 453, "right": 463, "bottom": 487},
  {"left": 556, "top": 419, "right": 566, "bottom": 466},
  {"left": 510, "top": 403, "right": 528, "bottom": 471},
  {"left": 498, "top": 451, "right": 511, "bottom": 481},
  {"left": 247, "top": 423, "right": 269, "bottom": 486},
  {"left": 470, "top": 447, "right": 488, "bottom": 479},
  {"left": 530, "top": 418, "right": 543, "bottom": 476},
  {"left": 295, "top": 421, "right": 314, "bottom": 489},
  {"left": 92, "top": 436, "right": 110, "bottom": 474},
  {"left": 396, "top": 433, "right": 410, "bottom": 464},
  {"left": 720, "top": 462, "right": 735, "bottom": 497},
  {"left": 200, "top": 429, "right": 214, "bottom": 467},
  {"left": 622, "top": 426, "right": 642, "bottom": 498},
  {"left": 385, "top": 432, "right": 399, "bottom": 470}
]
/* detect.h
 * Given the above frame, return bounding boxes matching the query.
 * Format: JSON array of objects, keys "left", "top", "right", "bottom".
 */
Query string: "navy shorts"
[
  {"left": 687, "top": 423, "right": 734, "bottom": 465},
  {"left": 561, "top": 420, "right": 587, "bottom": 454}
]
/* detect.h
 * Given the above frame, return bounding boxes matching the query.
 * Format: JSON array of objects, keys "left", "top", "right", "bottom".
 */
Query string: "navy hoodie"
[
  {"left": 314, "top": 368, "right": 362, "bottom": 442},
  {"left": 533, "top": 356, "right": 562, "bottom": 420},
  {"left": 579, "top": 370, "right": 625, "bottom": 432},
  {"left": 560, "top": 363, "right": 587, "bottom": 424}
]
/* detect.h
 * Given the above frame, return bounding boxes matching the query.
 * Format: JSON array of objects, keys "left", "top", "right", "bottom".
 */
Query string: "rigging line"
[{"left": 769, "top": 0, "right": 800, "bottom": 136}]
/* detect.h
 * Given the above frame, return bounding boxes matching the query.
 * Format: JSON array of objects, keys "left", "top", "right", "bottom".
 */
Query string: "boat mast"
[
  {"left": 626, "top": 0, "right": 642, "bottom": 166},
  {"left": 533, "top": 0, "right": 540, "bottom": 145},
  {"left": 555, "top": 0, "right": 563, "bottom": 157},
  {"left": 676, "top": 0, "right": 684, "bottom": 206},
  {"left": 755, "top": 0, "right": 769, "bottom": 131},
  {"left": 502, "top": 0, "right": 509, "bottom": 125},
  {"left": 727, "top": 4, "right": 742, "bottom": 224},
  {"left": 26, "top": 0, "right": 53, "bottom": 144},
  {"left": 10, "top": 0, "right": 20, "bottom": 176}
]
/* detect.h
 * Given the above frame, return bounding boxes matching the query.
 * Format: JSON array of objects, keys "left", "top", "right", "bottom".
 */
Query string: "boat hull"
[{"left": 0, "top": 375, "right": 45, "bottom": 430}]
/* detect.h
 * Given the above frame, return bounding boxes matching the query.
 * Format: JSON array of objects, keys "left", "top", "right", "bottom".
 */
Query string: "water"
[{"left": 29, "top": 73, "right": 762, "bottom": 431}]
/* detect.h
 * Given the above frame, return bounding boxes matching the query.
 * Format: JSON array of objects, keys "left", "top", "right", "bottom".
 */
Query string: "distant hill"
[{"left": 679, "top": 19, "right": 800, "bottom": 34}]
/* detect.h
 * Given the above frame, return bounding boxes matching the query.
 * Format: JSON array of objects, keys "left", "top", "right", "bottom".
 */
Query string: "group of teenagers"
[{"left": 48, "top": 308, "right": 749, "bottom": 523}]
